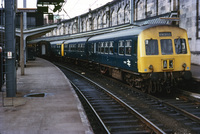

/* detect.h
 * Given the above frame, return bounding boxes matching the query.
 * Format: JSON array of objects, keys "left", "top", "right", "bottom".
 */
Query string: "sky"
[{"left": 14, "top": 0, "right": 113, "bottom": 19}]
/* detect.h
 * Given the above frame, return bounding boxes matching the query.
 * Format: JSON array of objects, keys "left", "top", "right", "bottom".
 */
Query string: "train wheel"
[
  {"left": 166, "top": 88, "right": 171, "bottom": 94},
  {"left": 129, "top": 81, "right": 135, "bottom": 87},
  {"left": 141, "top": 85, "right": 147, "bottom": 93},
  {"left": 141, "top": 81, "right": 147, "bottom": 93},
  {"left": 100, "top": 66, "right": 108, "bottom": 74},
  {"left": 157, "top": 84, "right": 162, "bottom": 92},
  {"left": 148, "top": 81, "right": 156, "bottom": 93}
]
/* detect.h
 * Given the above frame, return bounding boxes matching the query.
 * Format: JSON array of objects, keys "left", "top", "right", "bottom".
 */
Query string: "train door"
[
  {"left": 116, "top": 39, "right": 126, "bottom": 69},
  {"left": 132, "top": 38, "right": 138, "bottom": 72},
  {"left": 110, "top": 40, "right": 118, "bottom": 67},
  {"left": 41, "top": 44, "right": 46, "bottom": 55},
  {"left": 87, "top": 42, "right": 92, "bottom": 61}
]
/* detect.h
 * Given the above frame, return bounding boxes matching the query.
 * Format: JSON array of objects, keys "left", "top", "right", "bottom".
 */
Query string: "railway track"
[
  {"left": 54, "top": 62, "right": 200, "bottom": 133},
  {"left": 105, "top": 79, "right": 200, "bottom": 133},
  {"left": 157, "top": 90, "right": 200, "bottom": 131},
  {"left": 56, "top": 63, "right": 166, "bottom": 134}
]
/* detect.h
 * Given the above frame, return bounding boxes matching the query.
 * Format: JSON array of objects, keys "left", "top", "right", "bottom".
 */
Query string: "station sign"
[
  {"left": 17, "top": 8, "right": 37, "bottom": 13},
  {"left": 7, "top": 52, "right": 12, "bottom": 59}
]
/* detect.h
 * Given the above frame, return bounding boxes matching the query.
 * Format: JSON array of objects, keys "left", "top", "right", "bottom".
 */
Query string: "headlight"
[
  {"left": 149, "top": 65, "right": 153, "bottom": 70},
  {"left": 169, "top": 60, "right": 173, "bottom": 68},
  {"left": 162, "top": 59, "right": 174, "bottom": 70},
  {"left": 182, "top": 63, "right": 186, "bottom": 68},
  {"left": 163, "top": 60, "right": 167, "bottom": 69}
]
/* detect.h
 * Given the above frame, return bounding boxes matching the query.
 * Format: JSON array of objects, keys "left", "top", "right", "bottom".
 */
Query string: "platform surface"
[
  {"left": 191, "top": 64, "right": 200, "bottom": 81},
  {"left": 0, "top": 58, "right": 93, "bottom": 134}
]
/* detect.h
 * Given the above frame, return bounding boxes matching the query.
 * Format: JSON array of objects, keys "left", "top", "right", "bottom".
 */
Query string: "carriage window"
[
  {"left": 78, "top": 44, "right": 85, "bottom": 52},
  {"left": 101, "top": 42, "right": 104, "bottom": 53},
  {"left": 174, "top": 38, "right": 187, "bottom": 54},
  {"left": 69, "top": 45, "right": 72, "bottom": 51},
  {"left": 109, "top": 41, "right": 114, "bottom": 54},
  {"left": 145, "top": 39, "right": 158, "bottom": 55},
  {"left": 93, "top": 43, "right": 97, "bottom": 53},
  {"left": 69, "top": 44, "right": 77, "bottom": 52},
  {"left": 105, "top": 42, "right": 109, "bottom": 54},
  {"left": 91, "top": 44, "right": 94, "bottom": 53},
  {"left": 64, "top": 44, "right": 68, "bottom": 52},
  {"left": 98, "top": 43, "right": 101, "bottom": 53},
  {"left": 64, "top": 44, "right": 68, "bottom": 49},
  {"left": 82, "top": 44, "right": 85, "bottom": 52},
  {"left": 119, "top": 41, "right": 124, "bottom": 55},
  {"left": 73, "top": 44, "right": 76, "bottom": 51},
  {"left": 57, "top": 45, "right": 60, "bottom": 48},
  {"left": 160, "top": 39, "right": 173, "bottom": 55},
  {"left": 71, "top": 44, "right": 74, "bottom": 51},
  {"left": 125, "top": 40, "right": 132, "bottom": 56},
  {"left": 77, "top": 44, "right": 81, "bottom": 51}
]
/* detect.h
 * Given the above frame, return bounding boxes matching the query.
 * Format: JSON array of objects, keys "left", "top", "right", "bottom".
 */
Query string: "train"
[{"left": 49, "top": 24, "right": 192, "bottom": 93}]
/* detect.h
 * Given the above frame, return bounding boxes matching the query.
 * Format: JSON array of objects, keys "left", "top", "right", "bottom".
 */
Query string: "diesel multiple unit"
[{"left": 49, "top": 25, "right": 192, "bottom": 93}]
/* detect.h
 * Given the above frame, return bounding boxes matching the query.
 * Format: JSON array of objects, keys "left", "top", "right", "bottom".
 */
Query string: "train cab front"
[{"left": 137, "top": 25, "right": 192, "bottom": 93}]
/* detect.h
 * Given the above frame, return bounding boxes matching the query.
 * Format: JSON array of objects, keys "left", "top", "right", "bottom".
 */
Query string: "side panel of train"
[
  {"left": 64, "top": 42, "right": 87, "bottom": 61},
  {"left": 87, "top": 36, "right": 138, "bottom": 73},
  {"left": 51, "top": 25, "right": 192, "bottom": 93},
  {"left": 36, "top": 42, "right": 51, "bottom": 58},
  {"left": 137, "top": 26, "right": 191, "bottom": 74},
  {"left": 50, "top": 42, "right": 63, "bottom": 57}
]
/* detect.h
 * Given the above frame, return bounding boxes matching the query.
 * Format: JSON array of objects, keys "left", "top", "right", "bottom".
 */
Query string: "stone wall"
[{"left": 46, "top": 0, "right": 200, "bottom": 65}]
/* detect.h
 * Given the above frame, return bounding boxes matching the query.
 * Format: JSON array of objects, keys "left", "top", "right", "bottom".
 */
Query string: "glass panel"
[
  {"left": 109, "top": 41, "right": 114, "bottom": 54},
  {"left": 71, "top": 44, "right": 77, "bottom": 52},
  {"left": 77, "top": 44, "right": 81, "bottom": 51},
  {"left": 81, "top": 44, "right": 83, "bottom": 52},
  {"left": 119, "top": 41, "right": 124, "bottom": 55},
  {"left": 94, "top": 43, "right": 97, "bottom": 53},
  {"left": 91, "top": 44, "right": 94, "bottom": 53},
  {"left": 160, "top": 39, "right": 173, "bottom": 55},
  {"left": 98, "top": 43, "right": 101, "bottom": 53},
  {"left": 69, "top": 45, "right": 72, "bottom": 51},
  {"left": 125, "top": 40, "right": 132, "bottom": 56},
  {"left": 145, "top": 39, "right": 158, "bottom": 55},
  {"left": 105, "top": 42, "right": 109, "bottom": 54},
  {"left": 101, "top": 42, "right": 104, "bottom": 53},
  {"left": 174, "top": 39, "right": 187, "bottom": 54}
]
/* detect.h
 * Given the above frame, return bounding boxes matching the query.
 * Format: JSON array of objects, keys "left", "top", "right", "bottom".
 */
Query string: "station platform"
[
  {"left": 191, "top": 64, "right": 200, "bottom": 81},
  {"left": 0, "top": 58, "right": 93, "bottom": 134}
]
